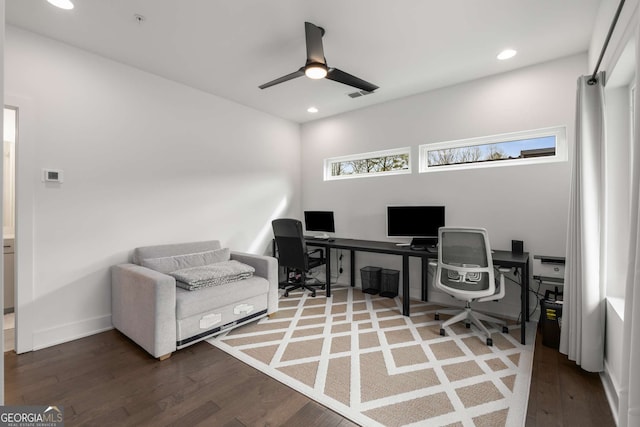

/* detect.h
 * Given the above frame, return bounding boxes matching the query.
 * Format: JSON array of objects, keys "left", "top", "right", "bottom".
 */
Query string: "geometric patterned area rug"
[{"left": 209, "top": 286, "right": 535, "bottom": 427}]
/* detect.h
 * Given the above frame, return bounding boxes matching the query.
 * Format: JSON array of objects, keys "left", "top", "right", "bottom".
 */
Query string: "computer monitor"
[
  {"left": 304, "top": 211, "right": 335, "bottom": 239},
  {"left": 387, "top": 205, "right": 445, "bottom": 249}
]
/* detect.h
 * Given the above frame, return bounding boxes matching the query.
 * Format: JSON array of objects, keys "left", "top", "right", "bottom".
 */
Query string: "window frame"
[
  {"left": 419, "top": 126, "right": 567, "bottom": 173},
  {"left": 324, "top": 147, "right": 412, "bottom": 181}
]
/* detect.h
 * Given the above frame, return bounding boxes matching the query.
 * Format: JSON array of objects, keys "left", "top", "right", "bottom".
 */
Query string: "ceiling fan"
[{"left": 258, "top": 22, "right": 379, "bottom": 93}]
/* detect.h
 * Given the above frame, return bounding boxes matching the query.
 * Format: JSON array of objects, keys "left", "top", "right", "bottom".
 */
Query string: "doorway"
[{"left": 3, "top": 106, "right": 16, "bottom": 352}]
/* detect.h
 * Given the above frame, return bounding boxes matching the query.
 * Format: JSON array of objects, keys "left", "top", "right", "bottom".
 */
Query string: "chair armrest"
[
  {"left": 477, "top": 269, "right": 508, "bottom": 303},
  {"left": 111, "top": 264, "right": 177, "bottom": 358},
  {"left": 308, "top": 248, "right": 325, "bottom": 262},
  {"left": 230, "top": 252, "right": 279, "bottom": 315}
]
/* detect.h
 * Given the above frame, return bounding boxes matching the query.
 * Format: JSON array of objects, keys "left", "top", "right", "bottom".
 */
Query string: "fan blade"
[
  {"left": 259, "top": 68, "right": 305, "bottom": 89},
  {"left": 305, "top": 22, "right": 326, "bottom": 64},
  {"left": 326, "top": 68, "right": 379, "bottom": 92}
]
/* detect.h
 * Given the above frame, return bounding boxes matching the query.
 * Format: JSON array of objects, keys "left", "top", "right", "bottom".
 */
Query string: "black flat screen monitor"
[
  {"left": 387, "top": 206, "right": 445, "bottom": 239},
  {"left": 304, "top": 211, "right": 335, "bottom": 235}
]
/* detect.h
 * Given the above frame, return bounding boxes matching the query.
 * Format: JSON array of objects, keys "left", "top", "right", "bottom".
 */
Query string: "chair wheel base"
[
  {"left": 434, "top": 313, "right": 440, "bottom": 321},
  {"left": 486, "top": 338, "right": 493, "bottom": 346},
  {"left": 439, "top": 328, "right": 445, "bottom": 336},
  {"left": 502, "top": 326, "right": 509, "bottom": 334},
  {"left": 284, "top": 291, "right": 289, "bottom": 297}
]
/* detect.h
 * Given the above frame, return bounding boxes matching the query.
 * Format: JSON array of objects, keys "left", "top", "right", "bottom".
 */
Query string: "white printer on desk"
[{"left": 533, "top": 255, "right": 565, "bottom": 284}]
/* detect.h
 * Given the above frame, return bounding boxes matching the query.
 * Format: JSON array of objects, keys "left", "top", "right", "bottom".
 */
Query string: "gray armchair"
[{"left": 112, "top": 240, "right": 278, "bottom": 360}]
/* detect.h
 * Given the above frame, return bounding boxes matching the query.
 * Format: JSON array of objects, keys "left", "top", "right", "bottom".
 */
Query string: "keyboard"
[{"left": 410, "top": 244, "right": 437, "bottom": 252}]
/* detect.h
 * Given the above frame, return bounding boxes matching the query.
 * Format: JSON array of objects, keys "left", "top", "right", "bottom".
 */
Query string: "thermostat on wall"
[{"left": 43, "top": 169, "right": 64, "bottom": 183}]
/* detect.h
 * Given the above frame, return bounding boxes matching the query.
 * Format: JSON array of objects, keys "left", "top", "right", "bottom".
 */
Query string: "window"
[
  {"left": 324, "top": 147, "right": 411, "bottom": 180},
  {"left": 419, "top": 126, "right": 567, "bottom": 172}
]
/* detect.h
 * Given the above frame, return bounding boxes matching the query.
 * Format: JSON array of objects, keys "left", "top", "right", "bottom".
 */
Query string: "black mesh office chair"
[{"left": 272, "top": 218, "right": 326, "bottom": 297}]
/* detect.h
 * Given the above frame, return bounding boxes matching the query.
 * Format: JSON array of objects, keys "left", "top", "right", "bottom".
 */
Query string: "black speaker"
[{"left": 512, "top": 240, "right": 524, "bottom": 254}]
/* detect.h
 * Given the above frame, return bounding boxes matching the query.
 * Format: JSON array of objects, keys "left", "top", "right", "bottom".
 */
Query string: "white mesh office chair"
[{"left": 433, "top": 227, "right": 510, "bottom": 346}]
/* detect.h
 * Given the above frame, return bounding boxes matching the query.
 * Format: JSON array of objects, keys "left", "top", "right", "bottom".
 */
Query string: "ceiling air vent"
[{"left": 347, "top": 90, "right": 374, "bottom": 98}]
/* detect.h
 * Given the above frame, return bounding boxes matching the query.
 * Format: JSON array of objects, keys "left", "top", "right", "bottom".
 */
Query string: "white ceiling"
[{"left": 6, "top": 0, "right": 602, "bottom": 123}]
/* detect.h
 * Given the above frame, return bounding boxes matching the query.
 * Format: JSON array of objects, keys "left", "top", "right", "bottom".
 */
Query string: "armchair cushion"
[
  {"left": 170, "top": 260, "right": 255, "bottom": 291},
  {"left": 141, "top": 248, "right": 230, "bottom": 274}
]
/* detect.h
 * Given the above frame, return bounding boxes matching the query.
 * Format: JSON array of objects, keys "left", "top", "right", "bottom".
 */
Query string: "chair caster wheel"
[
  {"left": 502, "top": 326, "right": 509, "bottom": 333},
  {"left": 465, "top": 323, "right": 471, "bottom": 329},
  {"left": 435, "top": 313, "right": 440, "bottom": 321},
  {"left": 486, "top": 338, "right": 493, "bottom": 346},
  {"left": 311, "top": 291, "right": 316, "bottom": 297},
  {"left": 439, "top": 328, "right": 445, "bottom": 336},
  {"left": 284, "top": 292, "right": 289, "bottom": 297}
]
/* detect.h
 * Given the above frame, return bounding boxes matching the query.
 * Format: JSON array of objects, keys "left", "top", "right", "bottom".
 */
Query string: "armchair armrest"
[
  {"left": 111, "top": 264, "right": 177, "bottom": 358},
  {"left": 230, "top": 252, "right": 279, "bottom": 315}
]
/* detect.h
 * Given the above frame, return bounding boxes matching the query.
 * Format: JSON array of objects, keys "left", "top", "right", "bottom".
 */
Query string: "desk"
[{"left": 305, "top": 237, "right": 530, "bottom": 344}]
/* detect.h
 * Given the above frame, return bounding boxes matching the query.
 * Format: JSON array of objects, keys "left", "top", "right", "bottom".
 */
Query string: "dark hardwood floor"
[
  {"left": 525, "top": 331, "right": 615, "bottom": 427},
  {"left": 5, "top": 328, "right": 615, "bottom": 426}
]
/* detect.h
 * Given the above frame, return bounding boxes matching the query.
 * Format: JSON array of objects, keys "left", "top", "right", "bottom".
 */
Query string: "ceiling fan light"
[
  {"left": 305, "top": 64, "right": 328, "bottom": 79},
  {"left": 46, "top": 0, "right": 74, "bottom": 9}
]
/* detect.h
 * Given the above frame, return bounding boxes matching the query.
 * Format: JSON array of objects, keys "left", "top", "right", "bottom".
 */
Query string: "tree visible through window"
[
  {"left": 420, "top": 127, "right": 566, "bottom": 172},
  {"left": 325, "top": 148, "right": 411, "bottom": 180},
  {"left": 427, "top": 136, "right": 556, "bottom": 167}
]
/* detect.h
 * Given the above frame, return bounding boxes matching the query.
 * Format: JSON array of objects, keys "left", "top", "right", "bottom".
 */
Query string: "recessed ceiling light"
[
  {"left": 497, "top": 49, "right": 517, "bottom": 60},
  {"left": 46, "top": 0, "right": 74, "bottom": 10},
  {"left": 307, "top": 107, "right": 319, "bottom": 113}
]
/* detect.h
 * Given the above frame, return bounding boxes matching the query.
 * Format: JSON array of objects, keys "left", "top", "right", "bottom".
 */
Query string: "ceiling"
[{"left": 6, "top": 0, "right": 602, "bottom": 123}]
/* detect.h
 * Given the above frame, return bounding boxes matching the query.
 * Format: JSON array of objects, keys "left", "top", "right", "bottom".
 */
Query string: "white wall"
[
  {"left": 5, "top": 26, "right": 301, "bottom": 352},
  {"left": 593, "top": 0, "right": 640, "bottom": 419},
  {"left": 589, "top": 0, "right": 640, "bottom": 75},
  {"left": 301, "top": 54, "right": 586, "bottom": 318},
  {"left": 0, "top": 0, "right": 5, "bottom": 405},
  {"left": 604, "top": 84, "right": 632, "bottom": 299}
]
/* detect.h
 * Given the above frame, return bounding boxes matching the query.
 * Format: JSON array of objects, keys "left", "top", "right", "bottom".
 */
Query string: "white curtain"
[
  {"left": 559, "top": 73, "right": 606, "bottom": 373},
  {"left": 618, "top": 29, "right": 640, "bottom": 427}
]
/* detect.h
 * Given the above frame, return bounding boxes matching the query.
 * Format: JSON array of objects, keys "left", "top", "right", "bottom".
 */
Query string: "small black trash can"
[
  {"left": 361, "top": 266, "right": 381, "bottom": 294},
  {"left": 539, "top": 290, "right": 563, "bottom": 349},
  {"left": 380, "top": 269, "right": 400, "bottom": 298}
]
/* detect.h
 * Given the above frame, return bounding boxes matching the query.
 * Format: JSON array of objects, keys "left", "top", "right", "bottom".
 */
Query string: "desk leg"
[
  {"left": 325, "top": 248, "right": 331, "bottom": 298},
  {"left": 520, "top": 282, "right": 526, "bottom": 345},
  {"left": 403, "top": 255, "right": 410, "bottom": 316},
  {"left": 350, "top": 250, "right": 356, "bottom": 287},
  {"left": 520, "top": 264, "right": 527, "bottom": 345},
  {"left": 525, "top": 260, "right": 530, "bottom": 321},
  {"left": 421, "top": 256, "right": 428, "bottom": 302}
]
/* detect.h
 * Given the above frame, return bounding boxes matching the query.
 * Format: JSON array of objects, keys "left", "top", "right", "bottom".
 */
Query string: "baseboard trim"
[
  {"left": 32, "top": 315, "right": 113, "bottom": 351},
  {"left": 601, "top": 361, "right": 619, "bottom": 426}
]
